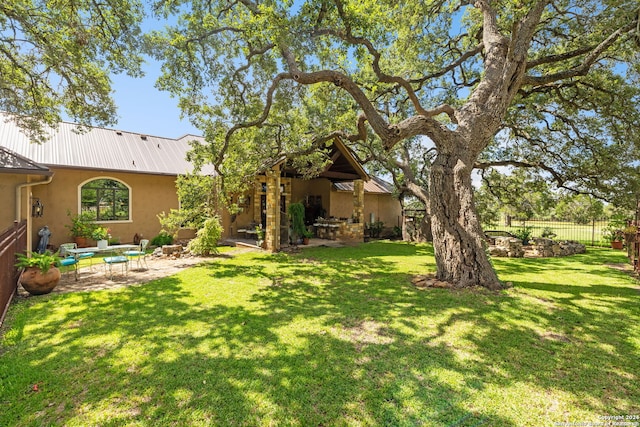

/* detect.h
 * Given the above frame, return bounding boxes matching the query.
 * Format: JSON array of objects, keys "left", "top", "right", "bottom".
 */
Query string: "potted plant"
[
  {"left": 91, "top": 226, "right": 110, "bottom": 249},
  {"left": 255, "top": 225, "right": 266, "bottom": 248},
  {"left": 288, "top": 202, "right": 306, "bottom": 244},
  {"left": 604, "top": 227, "right": 625, "bottom": 249},
  {"left": 302, "top": 229, "right": 313, "bottom": 245},
  {"left": 66, "top": 210, "right": 95, "bottom": 247},
  {"left": 15, "top": 251, "right": 61, "bottom": 295}
]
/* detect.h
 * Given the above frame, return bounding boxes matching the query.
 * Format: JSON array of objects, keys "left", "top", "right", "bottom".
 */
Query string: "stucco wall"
[
  {"left": 0, "top": 174, "right": 23, "bottom": 231},
  {"left": 1, "top": 173, "right": 53, "bottom": 251},
  {"left": 291, "top": 178, "right": 332, "bottom": 209},
  {"left": 364, "top": 193, "right": 402, "bottom": 230},
  {"left": 330, "top": 191, "right": 401, "bottom": 229},
  {"left": 28, "top": 167, "right": 180, "bottom": 249}
]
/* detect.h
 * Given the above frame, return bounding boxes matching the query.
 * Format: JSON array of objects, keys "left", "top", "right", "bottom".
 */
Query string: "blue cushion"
[
  {"left": 103, "top": 256, "right": 128, "bottom": 264},
  {"left": 59, "top": 257, "right": 77, "bottom": 267},
  {"left": 78, "top": 252, "right": 94, "bottom": 259}
]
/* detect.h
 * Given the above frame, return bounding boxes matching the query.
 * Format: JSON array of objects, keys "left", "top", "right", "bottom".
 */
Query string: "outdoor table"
[
  {"left": 67, "top": 244, "right": 140, "bottom": 278},
  {"left": 66, "top": 244, "right": 139, "bottom": 259}
]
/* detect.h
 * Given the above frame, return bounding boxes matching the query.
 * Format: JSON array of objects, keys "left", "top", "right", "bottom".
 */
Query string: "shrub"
[
  {"left": 287, "top": 202, "right": 306, "bottom": 241},
  {"left": 366, "top": 220, "right": 385, "bottom": 238},
  {"left": 151, "top": 232, "right": 174, "bottom": 247},
  {"left": 540, "top": 227, "right": 557, "bottom": 239},
  {"left": 512, "top": 226, "right": 534, "bottom": 245},
  {"left": 188, "top": 216, "right": 223, "bottom": 255},
  {"left": 66, "top": 210, "right": 96, "bottom": 238}
]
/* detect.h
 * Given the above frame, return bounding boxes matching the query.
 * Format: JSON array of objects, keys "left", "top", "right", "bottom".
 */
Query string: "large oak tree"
[
  {"left": 1, "top": 0, "right": 145, "bottom": 142},
  {"left": 148, "top": 0, "right": 640, "bottom": 289}
]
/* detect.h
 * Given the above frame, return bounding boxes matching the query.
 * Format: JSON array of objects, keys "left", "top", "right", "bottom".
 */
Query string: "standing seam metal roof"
[
  {"left": 333, "top": 176, "right": 395, "bottom": 194},
  {"left": 0, "top": 113, "right": 211, "bottom": 176}
]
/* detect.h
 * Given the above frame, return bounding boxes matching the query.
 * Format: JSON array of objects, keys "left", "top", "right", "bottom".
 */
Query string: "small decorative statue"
[{"left": 36, "top": 225, "right": 51, "bottom": 254}]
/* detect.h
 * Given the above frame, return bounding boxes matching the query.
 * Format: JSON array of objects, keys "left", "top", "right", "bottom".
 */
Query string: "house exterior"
[{"left": 0, "top": 113, "right": 401, "bottom": 252}]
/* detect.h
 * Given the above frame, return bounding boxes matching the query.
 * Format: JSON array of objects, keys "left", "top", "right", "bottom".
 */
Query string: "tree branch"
[{"left": 522, "top": 21, "right": 637, "bottom": 86}]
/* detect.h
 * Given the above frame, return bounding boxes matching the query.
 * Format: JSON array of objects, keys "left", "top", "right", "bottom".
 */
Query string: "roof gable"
[
  {"left": 0, "top": 146, "right": 52, "bottom": 176},
  {"left": 280, "top": 138, "right": 369, "bottom": 182}
]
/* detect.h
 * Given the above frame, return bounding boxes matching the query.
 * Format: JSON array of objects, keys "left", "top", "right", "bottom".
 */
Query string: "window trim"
[{"left": 77, "top": 176, "right": 133, "bottom": 223}]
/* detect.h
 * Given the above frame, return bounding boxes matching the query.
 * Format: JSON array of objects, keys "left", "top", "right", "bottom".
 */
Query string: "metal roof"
[
  {"left": 333, "top": 176, "right": 395, "bottom": 194},
  {"left": 0, "top": 146, "right": 52, "bottom": 176},
  {"left": 0, "top": 113, "right": 212, "bottom": 176}
]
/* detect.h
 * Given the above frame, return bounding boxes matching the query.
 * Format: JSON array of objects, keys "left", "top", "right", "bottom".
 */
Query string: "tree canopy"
[
  {"left": 0, "top": 0, "right": 145, "bottom": 142},
  {"left": 146, "top": 0, "right": 640, "bottom": 288}
]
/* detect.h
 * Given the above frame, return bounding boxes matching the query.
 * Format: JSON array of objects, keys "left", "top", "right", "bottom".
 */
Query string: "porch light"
[{"left": 31, "top": 198, "right": 44, "bottom": 217}]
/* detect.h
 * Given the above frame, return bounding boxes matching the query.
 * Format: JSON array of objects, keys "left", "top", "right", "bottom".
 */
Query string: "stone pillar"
[
  {"left": 353, "top": 179, "right": 364, "bottom": 224},
  {"left": 349, "top": 179, "right": 365, "bottom": 242},
  {"left": 265, "top": 168, "right": 281, "bottom": 252}
]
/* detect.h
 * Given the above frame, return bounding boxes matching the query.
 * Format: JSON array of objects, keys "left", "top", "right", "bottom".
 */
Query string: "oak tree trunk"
[
  {"left": 402, "top": 210, "right": 432, "bottom": 243},
  {"left": 429, "top": 150, "right": 503, "bottom": 290}
]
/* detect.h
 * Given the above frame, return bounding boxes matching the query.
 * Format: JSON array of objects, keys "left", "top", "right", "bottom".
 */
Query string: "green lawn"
[{"left": 1, "top": 242, "right": 638, "bottom": 426}]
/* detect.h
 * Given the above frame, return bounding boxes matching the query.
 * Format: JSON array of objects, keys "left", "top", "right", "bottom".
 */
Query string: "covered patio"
[{"left": 227, "top": 138, "right": 370, "bottom": 252}]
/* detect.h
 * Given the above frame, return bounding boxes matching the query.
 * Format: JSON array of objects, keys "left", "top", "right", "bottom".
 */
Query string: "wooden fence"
[{"left": 0, "top": 220, "right": 27, "bottom": 326}]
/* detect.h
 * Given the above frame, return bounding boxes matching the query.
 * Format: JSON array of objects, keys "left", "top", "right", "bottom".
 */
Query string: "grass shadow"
[{"left": 1, "top": 241, "right": 639, "bottom": 425}]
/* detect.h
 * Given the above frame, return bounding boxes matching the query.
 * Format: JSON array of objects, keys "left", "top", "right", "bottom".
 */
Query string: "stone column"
[
  {"left": 265, "top": 168, "right": 281, "bottom": 252},
  {"left": 353, "top": 179, "right": 364, "bottom": 224},
  {"left": 350, "top": 179, "right": 365, "bottom": 242}
]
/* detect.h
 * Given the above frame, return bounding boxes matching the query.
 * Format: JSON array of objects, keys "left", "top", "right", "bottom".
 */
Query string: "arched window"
[{"left": 80, "top": 178, "right": 130, "bottom": 221}]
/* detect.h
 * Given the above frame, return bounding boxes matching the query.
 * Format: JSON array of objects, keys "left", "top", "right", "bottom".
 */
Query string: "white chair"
[{"left": 124, "top": 239, "right": 149, "bottom": 269}]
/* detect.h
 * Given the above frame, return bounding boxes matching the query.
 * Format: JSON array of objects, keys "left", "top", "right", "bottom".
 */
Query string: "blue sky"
[{"left": 109, "top": 62, "right": 201, "bottom": 139}]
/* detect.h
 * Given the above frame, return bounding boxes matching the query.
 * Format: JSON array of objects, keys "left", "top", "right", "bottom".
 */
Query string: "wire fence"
[{"left": 485, "top": 217, "right": 612, "bottom": 247}]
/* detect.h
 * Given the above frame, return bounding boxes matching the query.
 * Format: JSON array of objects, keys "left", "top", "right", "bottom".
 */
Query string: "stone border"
[{"left": 488, "top": 237, "right": 586, "bottom": 258}]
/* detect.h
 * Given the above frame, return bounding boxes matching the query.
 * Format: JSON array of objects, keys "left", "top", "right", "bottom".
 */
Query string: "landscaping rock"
[
  {"left": 162, "top": 244, "right": 184, "bottom": 255},
  {"left": 530, "top": 238, "right": 585, "bottom": 257},
  {"left": 494, "top": 237, "right": 524, "bottom": 258},
  {"left": 488, "top": 246, "right": 509, "bottom": 257}
]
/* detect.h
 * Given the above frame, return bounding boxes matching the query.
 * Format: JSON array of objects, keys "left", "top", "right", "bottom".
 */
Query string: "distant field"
[{"left": 487, "top": 219, "right": 611, "bottom": 246}]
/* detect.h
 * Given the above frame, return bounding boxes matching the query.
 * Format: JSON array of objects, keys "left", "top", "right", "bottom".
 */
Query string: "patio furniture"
[
  {"left": 103, "top": 255, "right": 129, "bottom": 279},
  {"left": 58, "top": 256, "right": 78, "bottom": 281},
  {"left": 60, "top": 242, "right": 95, "bottom": 270},
  {"left": 123, "top": 239, "right": 149, "bottom": 269}
]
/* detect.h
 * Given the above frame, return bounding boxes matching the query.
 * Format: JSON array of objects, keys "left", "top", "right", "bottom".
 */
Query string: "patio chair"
[
  {"left": 123, "top": 239, "right": 149, "bottom": 269},
  {"left": 58, "top": 256, "right": 78, "bottom": 281},
  {"left": 103, "top": 256, "right": 128, "bottom": 279},
  {"left": 59, "top": 242, "right": 95, "bottom": 270}
]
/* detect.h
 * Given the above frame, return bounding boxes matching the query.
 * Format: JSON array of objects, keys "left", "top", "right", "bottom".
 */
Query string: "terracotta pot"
[
  {"left": 611, "top": 240, "right": 624, "bottom": 250},
  {"left": 74, "top": 236, "right": 88, "bottom": 248},
  {"left": 302, "top": 237, "right": 310, "bottom": 245},
  {"left": 19, "top": 266, "right": 61, "bottom": 295}
]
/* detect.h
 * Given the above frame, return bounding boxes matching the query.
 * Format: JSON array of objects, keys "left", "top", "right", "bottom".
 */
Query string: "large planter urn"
[{"left": 19, "top": 266, "right": 61, "bottom": 295}]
